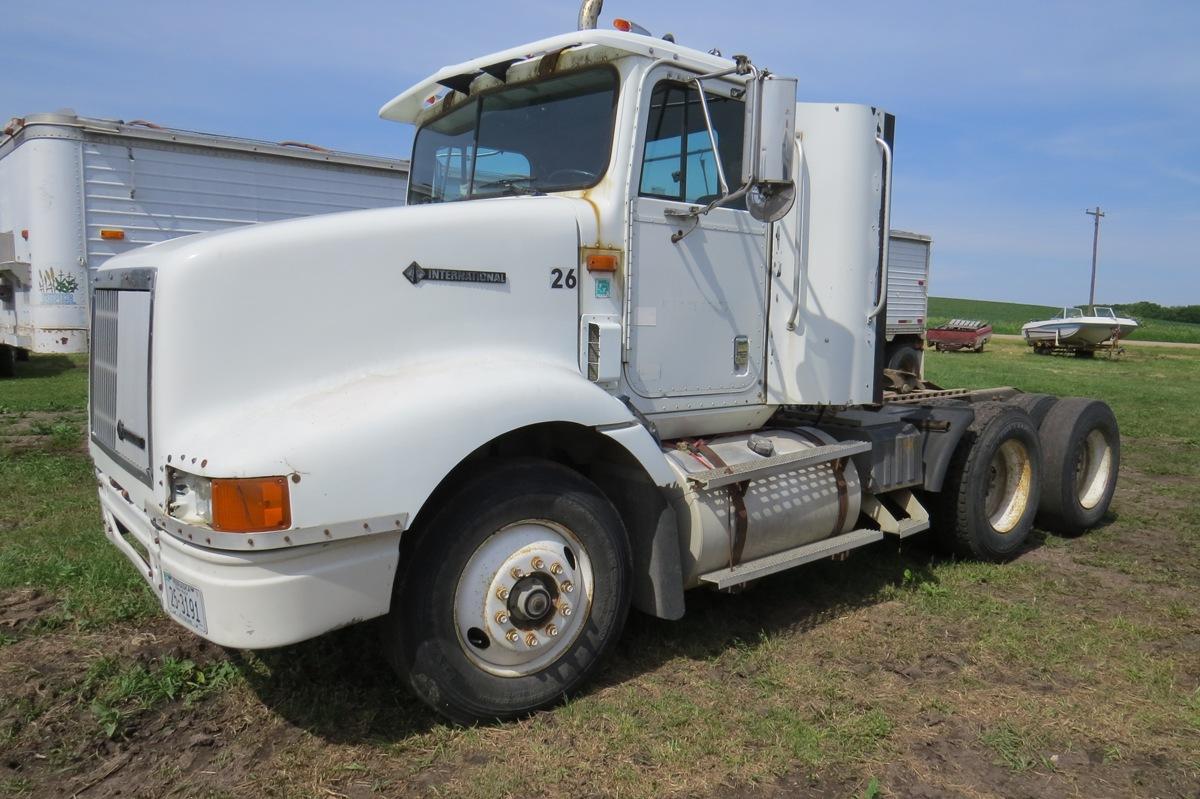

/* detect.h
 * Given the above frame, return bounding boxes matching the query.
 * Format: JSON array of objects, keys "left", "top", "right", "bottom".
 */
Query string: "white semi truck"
[
  {"left": 87, "top": 4, "right": 1121, "bottom": 723},
  {"left": 0, "top": 112, "right": 408, "bottom": 375}
]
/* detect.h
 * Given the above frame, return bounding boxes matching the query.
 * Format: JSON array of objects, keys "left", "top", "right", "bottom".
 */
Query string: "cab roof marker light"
[{"left": 613, "top": 18, "right": 652, "bottom": 36}]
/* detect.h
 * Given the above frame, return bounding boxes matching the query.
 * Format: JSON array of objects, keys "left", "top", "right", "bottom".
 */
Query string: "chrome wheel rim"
[
  {"left": 986, "top": 439, "right": 1033, "bottom": 533},
  {"left": 1075, "top": 429, "right": 1113, "bottom": 510},
  {"left": 453, "top": 520, "right": 593, "bottom": 677}
]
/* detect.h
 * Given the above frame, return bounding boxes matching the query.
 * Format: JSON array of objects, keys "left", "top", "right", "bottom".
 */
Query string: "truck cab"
[{"left": 87, "top": 6, "right": 1121, "bottom": 723}]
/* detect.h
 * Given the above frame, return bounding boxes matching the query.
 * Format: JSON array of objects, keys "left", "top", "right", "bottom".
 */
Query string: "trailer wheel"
[
  {"left": 932, "top": 403, "right": 1042, "bottom": 561},
  {"left": 0, "top": 345, "right": 15, "bottom": 378},
  {"left": 1007, "top": 393, "right": 1057, "bottom": 427},
  {"left": 888, "top": 344, "right": 922, "bottom": 374},
  {"left": 383, "top": 460, "right": 631, "bottom": 724},
  {"left": 1035, "top": 398, "right": 1120, "bottom": 536}
]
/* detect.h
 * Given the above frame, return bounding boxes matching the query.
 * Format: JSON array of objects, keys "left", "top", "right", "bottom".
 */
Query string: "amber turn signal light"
[
  {"left": 585, "top": 252, "right": 619, "bottom": 272},
  {"left": 99, "top": 229, "right": 125, "bottom": 240},
  {"left": 211, "top": 476, "right": 291, "bottom": 533}
]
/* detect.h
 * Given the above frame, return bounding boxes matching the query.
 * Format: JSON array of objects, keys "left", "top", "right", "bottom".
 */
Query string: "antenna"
[{"left": 1085, "top": 206, "right": 1105, "bottom": 306}]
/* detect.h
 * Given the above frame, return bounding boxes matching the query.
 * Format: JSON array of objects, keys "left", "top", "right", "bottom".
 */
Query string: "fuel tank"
[{"left": 664, "top": 428, "right": 862, "bottom": 586}]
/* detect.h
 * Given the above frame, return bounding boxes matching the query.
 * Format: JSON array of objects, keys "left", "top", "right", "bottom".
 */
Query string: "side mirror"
[{"left": 742, "top": 75, "right": 797, "bottom": 222}]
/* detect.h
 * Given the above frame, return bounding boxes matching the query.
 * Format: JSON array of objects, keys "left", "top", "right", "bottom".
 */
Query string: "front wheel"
[{"left": 383, "top": 460, "right": 632, "bottom": 724}]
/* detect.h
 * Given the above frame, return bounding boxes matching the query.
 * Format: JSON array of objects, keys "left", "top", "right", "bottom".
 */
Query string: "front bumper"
[{"left": 96, "top": 467, "right": 401, "bottom": 649}]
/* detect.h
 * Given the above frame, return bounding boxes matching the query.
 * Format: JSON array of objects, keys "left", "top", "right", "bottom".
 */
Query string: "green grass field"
[
  {"left": 1, "top": 346, "right": 1198, "bottom": 798},
  {"left": 929, "top": 296, "right": 1200, "bottom": 344}
]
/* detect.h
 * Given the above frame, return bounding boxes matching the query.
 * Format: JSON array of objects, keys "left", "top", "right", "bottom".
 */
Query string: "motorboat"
[{"left": 1022, "top": 306, "right": 1138, "bottom": 347}]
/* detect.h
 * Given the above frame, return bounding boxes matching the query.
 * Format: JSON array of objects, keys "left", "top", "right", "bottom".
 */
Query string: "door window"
[{"left": 639, "top": 81, "right": 745, "bottom": 207}]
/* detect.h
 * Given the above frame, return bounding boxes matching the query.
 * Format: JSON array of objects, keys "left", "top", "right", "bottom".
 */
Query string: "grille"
[
  {"left": 91, "top": 289, "right": 119, "bottom": 451},
  {"left": 89, "top": 271, "right": 154, "bottom": 484}
]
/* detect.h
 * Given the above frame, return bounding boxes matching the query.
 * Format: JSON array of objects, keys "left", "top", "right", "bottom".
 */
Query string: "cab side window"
[{"left": 639, "top": 81, "right": 745, "bottom": 208}]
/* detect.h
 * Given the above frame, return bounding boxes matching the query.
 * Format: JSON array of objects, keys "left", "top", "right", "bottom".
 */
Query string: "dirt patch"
[{"left": 0, "top": 589, "right": 59, "bottom": 635}]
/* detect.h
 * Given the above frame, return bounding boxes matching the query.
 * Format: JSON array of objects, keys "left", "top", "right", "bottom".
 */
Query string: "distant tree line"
[{"left": 1112, "top": 302, "right": 1200, "bottom": 324}]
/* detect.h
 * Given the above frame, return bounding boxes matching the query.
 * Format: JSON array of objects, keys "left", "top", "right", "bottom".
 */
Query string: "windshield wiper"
[{"left": 470, "top": 177, "right": 544, "bottom": 198}]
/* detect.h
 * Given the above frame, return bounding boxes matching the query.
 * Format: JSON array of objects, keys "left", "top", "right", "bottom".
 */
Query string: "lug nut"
[
  {"left": 560, "top": 580, "right": 574, "bottom": 593},
  {"left": 497, "top": 587, "right": 510, "bottom": 600},
  {"left": 511, "top": 567, "right": 524, "bottom": 579},
  {"left": 545, "top": 624, "right": 559, "bottom": 637},
  {"left": 531, "top": 557, "right": 545, "bottom": 570},
  {"left": 524, "top": 633, "right": 539, "bottom": 647},
  {"left": 495, "top": 611, "right": 509, "bottom": 624},
  {"left": 506, "top": 630, "right": 519, "bottom": 643},
  {"left": 550, "top": 562, "right": 564, "bottom": 575},
  {"left": 560, "top": 603, "right": 573, "bottom": 617}
]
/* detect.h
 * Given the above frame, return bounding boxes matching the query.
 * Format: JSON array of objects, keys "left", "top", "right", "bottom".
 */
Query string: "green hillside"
[{"left": 927, "top": 297, "right": 1200, "bottom": 344}]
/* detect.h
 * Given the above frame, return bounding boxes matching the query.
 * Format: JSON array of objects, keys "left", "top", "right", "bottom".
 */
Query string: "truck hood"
[{"left": 98, "top": 196, "right": 599, "bottom": 433}]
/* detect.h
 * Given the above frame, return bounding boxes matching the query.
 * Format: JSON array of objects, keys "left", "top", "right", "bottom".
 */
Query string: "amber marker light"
[
  {"left": 211, "top": 476, "right": 291, "bottom": 533},
  {"left": 585, "top": 252, "right": 620, "bottom": 272},
  {"left": 613, "top": 18, "right": 632, "bottom": 31},
  {"left": 99, "top": 229, "right": 125, "bottom": 240}
]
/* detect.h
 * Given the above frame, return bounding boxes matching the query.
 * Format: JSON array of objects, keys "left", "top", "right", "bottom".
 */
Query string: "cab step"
[
  {"left": 686, "top": 440, "right": 871, "bottom": 490},
  {"left": 698, "top": 528, "right": 884, "bottom": 589}
]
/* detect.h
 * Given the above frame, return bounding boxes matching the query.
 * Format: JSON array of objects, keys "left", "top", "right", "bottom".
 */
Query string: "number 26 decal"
[{"left": 550, "top": 268, "right": 577, "bottom": 289}]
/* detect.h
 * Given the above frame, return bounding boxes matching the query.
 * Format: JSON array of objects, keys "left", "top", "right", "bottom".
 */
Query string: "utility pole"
[{"left": 1086, "top": 206, "right": 1105, "bottom": 307}]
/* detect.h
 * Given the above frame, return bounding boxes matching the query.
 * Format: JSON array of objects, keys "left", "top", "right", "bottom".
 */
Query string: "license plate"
[{"left": 163, "top": 572, "right": 208, "bottom": 635}]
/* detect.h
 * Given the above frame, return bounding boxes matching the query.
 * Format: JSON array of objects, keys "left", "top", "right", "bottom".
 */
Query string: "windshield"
[{"left": 408, "top": 68, "right": 619, "bottom": 204}]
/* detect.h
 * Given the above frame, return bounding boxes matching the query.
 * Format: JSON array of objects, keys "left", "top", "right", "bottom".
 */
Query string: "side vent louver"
[{"left": 587, "top": 322, "right": 601, "bottom": 382}]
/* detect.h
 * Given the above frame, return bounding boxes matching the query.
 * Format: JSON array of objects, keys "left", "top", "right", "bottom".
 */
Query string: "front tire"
[
  {"left": 932, "top": 403, "right": 1042, "bottom": 561},
  {"left": 383, "top": 460, "right": 632, "bottom": 724}
]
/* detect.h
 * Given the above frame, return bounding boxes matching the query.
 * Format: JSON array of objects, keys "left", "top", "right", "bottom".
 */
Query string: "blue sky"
[{"left": 6, "top": 0, "right": 1198, "bottom": 305}]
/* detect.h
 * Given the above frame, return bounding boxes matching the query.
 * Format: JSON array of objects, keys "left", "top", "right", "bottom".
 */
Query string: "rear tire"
[
  {"left": 1008, "top": 393, "right": 1057, "bottom": 427},
  {"left": 932, "top": 403, "right": 1042, "bottom": 561},
  {"left": 1035, "top": 398, "right": 1120, "bottom": 536},
  {"left": 888, "top": 344, "right": 922, "bottom": 374},
  {"left": 14, "top": 348, "right": 29, "bottom": 362},
  {"left": 0, "top": 345, "right": 15, "bottom": 378},
  {"left": 382, "top": 460, "right": 632, "bottom": 724}
]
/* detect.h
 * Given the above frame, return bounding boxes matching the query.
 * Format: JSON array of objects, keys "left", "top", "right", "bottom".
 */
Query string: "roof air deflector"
[
  {"left": 437, "top": 71, "right": 481, "bottom": 94},
  {"left": 480, "top": 58, "right": 520, "bottom": 81}
]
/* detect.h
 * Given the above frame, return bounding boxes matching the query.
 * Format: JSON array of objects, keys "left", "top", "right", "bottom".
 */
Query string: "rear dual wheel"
[
  {"left": 932, "top": 403, "right": 1042, "bottom": 561},
  {"left": 382, "top": 460, "right": 632, "bottom": 724},
  {"left": 1035, "top": 398, "right": 1119, "bottom": 535}
]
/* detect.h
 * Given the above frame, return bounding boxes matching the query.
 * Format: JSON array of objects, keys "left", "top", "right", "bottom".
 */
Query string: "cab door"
[{"left": 625, "top": 69, "right": 769, "bottom": 413}]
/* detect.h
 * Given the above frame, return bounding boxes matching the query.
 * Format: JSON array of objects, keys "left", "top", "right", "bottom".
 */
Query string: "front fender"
[{"left": 168, "top": 355, "right": 676, "bottom": 531}]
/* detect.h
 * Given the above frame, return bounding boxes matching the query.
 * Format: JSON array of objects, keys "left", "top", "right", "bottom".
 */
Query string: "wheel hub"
[
  {"left": 1075, "top": 429, "right": 1113, "bottom": 509},
  {"left": 985, "top": 439, "right": 1033, "bottom": 534},
  {"left": 453, "top": 520, "right": 593, "bottom": 677},
  {"left": 509, "top": 574, "right": 557, "bottom": 627}
]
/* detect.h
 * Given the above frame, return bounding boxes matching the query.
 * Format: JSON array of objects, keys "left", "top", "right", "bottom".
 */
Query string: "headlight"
[
  {"left": 169, "top": 471, "right": 291, "bottom": 533},
  {"left": 169, "top": 471, "right": 212, "bottom": 525}
]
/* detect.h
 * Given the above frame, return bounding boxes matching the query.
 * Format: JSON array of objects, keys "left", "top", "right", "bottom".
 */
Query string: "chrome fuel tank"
[{"left": 665, "top": 428, "right": 862, "bottom": 586}]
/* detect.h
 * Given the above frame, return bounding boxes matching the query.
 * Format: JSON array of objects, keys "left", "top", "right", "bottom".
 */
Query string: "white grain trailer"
[
  {"left": 0, "top": 112, "right": 409, "bottom": 374},
  {"left": 883, "top": 229, "right": 932, "bottom": 374}
]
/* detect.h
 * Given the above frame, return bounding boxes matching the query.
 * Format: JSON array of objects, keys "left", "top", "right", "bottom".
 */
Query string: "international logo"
[{"left": 403, "top": 261, "right": 507, "bottom": 286}]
